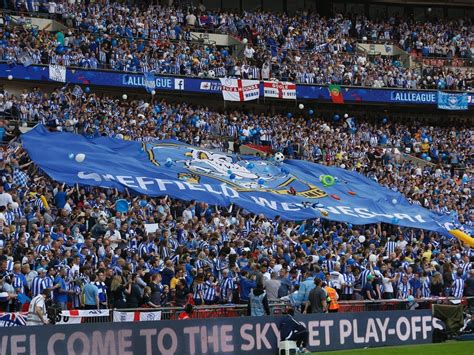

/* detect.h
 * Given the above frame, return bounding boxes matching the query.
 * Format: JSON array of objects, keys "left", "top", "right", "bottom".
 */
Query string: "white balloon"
[
  {"left": 75, "top": 153, "right": 86, "bottom": 163},
  {"left": 369, "top": 254, "right": 377, "bottom": 263},
  {"left": 7, "top": 75, "right": 13, "bottom": 80},
  {"left": 358, "top": 235, "right": 366, "bottom": 243},
  {"left": 344, "top": 113, "right": 349, "bottom": 118},
  {"left": 242, "top": 38, "right": 248, "bottom": 44},
  {"left": 122, "top": 94, "right": 128, "bottom": 100},
  {"left": 392, "top": 198, "right": 397, "bottom": 204},
  {"left": 151, "top": 90, "right": 156, "bottom": 96},
  {"left": 298, "top": 103, "right": 304, "bottom": 109}
]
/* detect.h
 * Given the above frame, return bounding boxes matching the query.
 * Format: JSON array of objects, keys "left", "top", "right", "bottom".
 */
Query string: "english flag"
[
  {"left": 263, "top": 81, "right": 296, "bottom": 100},
  {"left": 219, "top": 78, "right": 260, "bottom": 101}
]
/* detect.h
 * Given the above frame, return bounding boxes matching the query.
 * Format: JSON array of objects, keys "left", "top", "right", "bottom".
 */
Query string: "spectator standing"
[
  {"left": 83, "top": 274, "right": 100, "bottom": 310},
  {"left": 248, "top": 282, "right": 270, "bottom": 316},
  {"left": 304, "top": 278, "right": 327, "bottom": 314}
]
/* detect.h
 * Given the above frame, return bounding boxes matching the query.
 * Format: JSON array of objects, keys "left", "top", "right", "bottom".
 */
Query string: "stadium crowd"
[
  {"left": 1, "top": 3, "right": 473, "bottom": 89},
  {"left": 0, "top": 83, "right": 472, "bottom": 316}
]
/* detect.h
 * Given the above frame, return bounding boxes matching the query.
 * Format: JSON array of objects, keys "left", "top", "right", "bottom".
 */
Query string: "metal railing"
[
  {"left": 2, "top": 297, "right": 472, "bottom": 326},
  {"left": 419, "top": 56, "right": 473, "bottom": 68}
]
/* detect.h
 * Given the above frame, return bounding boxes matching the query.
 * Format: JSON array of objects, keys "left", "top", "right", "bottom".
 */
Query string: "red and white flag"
[
  {"left": 56, "top": 309, "right": 110, "bottom": 325},
  {"left": 263, "top": 81, "right": 296, "bottom": 99},
  {"left": 219, "top": 78, "right": 260, "bottom": 101}
]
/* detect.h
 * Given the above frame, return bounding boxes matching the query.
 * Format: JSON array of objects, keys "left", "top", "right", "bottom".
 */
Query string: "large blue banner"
[
  {"left": 437, "top": 91, "right": 468, "bottom": 110},
  {"left": 1, "top": 64, "right": 473, "bottom": 106},
  {"left": 0, "top": 310, "right": 440, "bottom": 354},
  {"left": 22, "top": 125, "right": 456, "bottom": 233}
]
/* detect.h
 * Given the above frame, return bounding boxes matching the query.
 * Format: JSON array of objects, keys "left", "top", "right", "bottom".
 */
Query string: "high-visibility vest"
[{"left": 325, "top": 286, "right": 339, "bottom": 310}]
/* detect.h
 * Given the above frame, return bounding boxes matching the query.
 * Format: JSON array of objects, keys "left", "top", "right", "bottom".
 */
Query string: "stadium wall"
[{"left": 0, "top": 310, "right": 442, "bottom": 354}]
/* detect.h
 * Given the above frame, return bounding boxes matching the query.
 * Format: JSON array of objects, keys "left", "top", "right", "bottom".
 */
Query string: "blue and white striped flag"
[
  {"left": 313, "top": 43, "right": 328, "bottom": 53},
  {"left": 18, "top": 52, "right": 33, "bottom": 67},
  {"left": 72, "top": 85, "right": 84, "bottom": 98}
]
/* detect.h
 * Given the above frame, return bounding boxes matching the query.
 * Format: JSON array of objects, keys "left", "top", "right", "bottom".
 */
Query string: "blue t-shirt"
[
  {"left": 53, "top": 276, "right": 68, "bottom": 303},
  {"left": 54, "top": 191, "right": 67, "bottom": 209},
  {"left": 83, "top": 283, "right": 99, "bottom": 306}
]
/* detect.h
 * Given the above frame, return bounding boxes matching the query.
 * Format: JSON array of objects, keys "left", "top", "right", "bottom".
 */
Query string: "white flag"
[
  {"left": 113, "top": 311, "right": 135, "bottom": 323},
  {"left": 139, "top": 311, "right": 162, "bottom": 321},
  {"left": 263, "top": 81, "right": 296, "bottom": 100},
  {"left": 49, "top": 64, "right": 66, "bottom": 83},
  {"left": 219, "top": 78, "right": 259, "bottom": 101},
  {"left": 113, "top": 310, "right": 161, "bottom": 322}
]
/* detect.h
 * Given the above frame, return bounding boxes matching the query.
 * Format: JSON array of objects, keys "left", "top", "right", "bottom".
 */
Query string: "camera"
[{"left": 46, "top": 303, "right": 63, "bottom": 325}]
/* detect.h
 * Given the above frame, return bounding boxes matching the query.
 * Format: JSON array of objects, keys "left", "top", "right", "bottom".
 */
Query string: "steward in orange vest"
[{"left": 323, "top": 283, "right": 339, "bottom": 313}]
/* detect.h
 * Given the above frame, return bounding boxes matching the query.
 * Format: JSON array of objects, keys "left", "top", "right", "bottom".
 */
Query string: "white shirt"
[
  {"left": 182, "top": 209, "right": 193, "bottom": 223},
  {"left": 48, "top": 2, "right": 57, "bottom": 13},
  {"left": 329, "top": 271, "right": 344, "bottom": 290},
  {"left": 105, "top": 229, "right": 121, "bottom": 251},
  {"left": 0, "top": 192, "right": 13, "bottom": 207},
  {"left": 243, "top": 46, "right": 255, "bottom": 59},
  {"left": 27, "top": 294, "right": 46, "bottom": 325},
  {"left": 186, "top": 14, "right": 196, "bottom": 26},
  {"left": 382, "top": 277, "right": 394, "bottom": 293}
]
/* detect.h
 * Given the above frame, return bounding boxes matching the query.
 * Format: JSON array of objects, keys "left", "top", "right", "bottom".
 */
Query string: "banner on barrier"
[
  {"left": 48, "top": 64, "right": 66, "bottom": 82},
  {"left": 56, "top": 309, "right": 110, "bottom": 325},
  {"left": 437, "top": 91, "right": 468, "bottom": 110},
  {"left": 113, "top": 310, "right": 162, "bottom": 322},
  {"left": 0, "top": 310, "right": 442, "bottom": 354},
  {"left": 0, "top": 313, "right": 27, "bottom": 327},
  {"left": 61, "top": 309, "right": 110, "bottom": 317},
  {"left": 219, "top": 78, "right": 260, "bottom": 101},
  {"left": 263, "top": 81, "right": 296, "bottom": 99}
]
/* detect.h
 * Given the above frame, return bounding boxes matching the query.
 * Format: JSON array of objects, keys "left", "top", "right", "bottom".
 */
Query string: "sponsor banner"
[
  {"left": 437, "top": 91, "right": 468, "bottom": 110},
  {"left": 1, "top": 64, "right": 472, "bottom": 106},
  {"left": 263, "top": 81, "right": 296, "bottom": 99},
  {"left": 219, "top": 78, "right": 260, "bottom": 101},
  {"left": 113, "top": 311, "right": 162, "bottom": 322},
  {"left": 0, "top": 310, "right": 441, "bottom": 354},
  {"left": 21, "top": 124, "right": 463, "bottom": 235},
  {"left": 48, "top": 64, "right": 66, "bottom": 82},
  {"left": 60, "top": 309, "right": 110, "bottom": 317}
]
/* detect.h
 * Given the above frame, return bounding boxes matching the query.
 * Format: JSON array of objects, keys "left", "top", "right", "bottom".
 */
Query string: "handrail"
[
  {"left": 99, "top": 296, "right": 473, "bottom": 313},
  {"left": 418, "top": 56, "right": 473, "bottom": 68}
]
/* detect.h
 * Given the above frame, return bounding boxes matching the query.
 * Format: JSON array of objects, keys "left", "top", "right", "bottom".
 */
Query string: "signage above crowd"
[{"left": 1, "top": 63, "right": 472, "bottom": 109}]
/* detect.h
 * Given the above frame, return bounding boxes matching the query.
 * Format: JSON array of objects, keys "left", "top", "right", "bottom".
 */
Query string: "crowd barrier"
[
  {"left": 0, "top": 309, "right": 443, "bottom": 354},
  {"left": 2, "top": 297, "right": 470, "bottom": 327}
]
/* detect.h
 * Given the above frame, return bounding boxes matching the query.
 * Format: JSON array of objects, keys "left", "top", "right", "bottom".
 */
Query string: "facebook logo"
[{"left": 174, "top": 79, "right": 184, "bottom": 90}]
